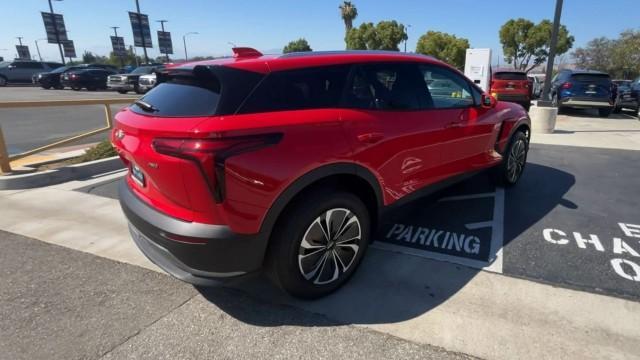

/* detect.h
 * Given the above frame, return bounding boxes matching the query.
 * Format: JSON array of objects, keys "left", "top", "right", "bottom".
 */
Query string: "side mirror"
[{"left": 481, "top": 93, "right": 497, "bottom": 108}]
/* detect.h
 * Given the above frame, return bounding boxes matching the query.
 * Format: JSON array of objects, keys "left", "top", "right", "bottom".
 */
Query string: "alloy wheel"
[
  {"left": 507, "top": 139, "right": 527, "bottom": 183},
  {"left": 298, "top": 208, "right": 361, "bottom": 285}
]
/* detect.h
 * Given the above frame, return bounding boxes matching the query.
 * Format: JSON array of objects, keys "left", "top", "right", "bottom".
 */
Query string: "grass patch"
[{"left": 75, "top": 140, "right": 118, "bottom": 163}]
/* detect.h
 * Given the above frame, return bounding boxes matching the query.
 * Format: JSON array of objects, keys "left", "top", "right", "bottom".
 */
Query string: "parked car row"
[{"left": 0, "top": 60, "right": 63, "bottom": 86}]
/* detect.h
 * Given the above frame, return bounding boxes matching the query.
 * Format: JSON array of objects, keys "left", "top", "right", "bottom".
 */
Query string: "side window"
[
  {"left": 14, "top": 62, "right": 44, "bottom": 69},
  {"left": 419, "top": 65, "right": 476, "bottom": 109},
  {"left": 238, "top": 65, "right": 350, "bottom": 113},
  {"left": 343, "top": 63, "right": 426, "bottom": 110}
]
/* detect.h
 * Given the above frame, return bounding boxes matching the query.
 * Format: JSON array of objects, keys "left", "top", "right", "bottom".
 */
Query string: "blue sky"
[{"left": 1, "top": 0, "right": 638, "bottom": 63}]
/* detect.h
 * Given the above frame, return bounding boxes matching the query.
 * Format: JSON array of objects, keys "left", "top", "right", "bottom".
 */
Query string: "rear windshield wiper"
[{"left": 134, "top": 99, "right": 159, "bottom": 112}]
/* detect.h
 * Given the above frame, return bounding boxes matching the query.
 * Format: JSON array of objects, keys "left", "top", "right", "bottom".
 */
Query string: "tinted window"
[
  {"left": 14, "top": 62, "right": 44, "bottom": 69},
  {"left": 571, "top": 73, "right": 611, "bottom": 83},
  {"left": 45, "top": 62, "right": 62, "bottom": 69},
  {"left": 239, "top": 65, "right": 349, "bottom": 113},
  {"left": 131, "top": 66, "right": 157, "bottom": 74},
  {"left": 131, "top": 76, "right": 221, "bottom": 117},
  {"left": 344, "top": 63, "right": 426, "bottom": 110},
  {"left": 420, "top": 65, "right": 477, "bottom": 109},
  {"left": 493, "top": 72, "right": 528, "bottom": 80}
]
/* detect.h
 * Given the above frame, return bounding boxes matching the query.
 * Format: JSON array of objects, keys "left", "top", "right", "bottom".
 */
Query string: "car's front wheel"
[
  {"left": 268, "top": 189, "right": 370, "bottom": 299},
  {"left": 494, "top": 131, "right": 529, "bottom": 186}
]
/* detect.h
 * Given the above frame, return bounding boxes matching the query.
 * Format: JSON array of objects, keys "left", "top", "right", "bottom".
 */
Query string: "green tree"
[
  {"left": 499, "top": 18, "right": 574, "bottom": 72},
  {"left": 339, "top": 1, "right": 358, "bottom": 47},
  {"left": 415, "top": 31, "right": 470, "bottom": 69},
  {"left": 82, "top": 51, "right": 109, "bottom": 64},
  {"left": 346, "top": 20, "right": 407, "bottom": 51},
  {"left": 283, "top": 38, "right": 313, "bottom": 53},
  {"left": 573, "top": 30, "right": 640, "bottom": 79}
]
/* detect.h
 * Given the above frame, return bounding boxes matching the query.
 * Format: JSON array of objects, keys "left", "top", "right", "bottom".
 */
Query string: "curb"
[{"left": 0, "top": 156, "right": 124, "bottom": 190}]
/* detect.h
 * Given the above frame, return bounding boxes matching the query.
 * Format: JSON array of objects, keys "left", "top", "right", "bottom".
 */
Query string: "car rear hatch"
[
  {"left": 112, "top": 64, "right": 266, "bottom": 224},
  {"left": 567, "top": 73, "right": 611, "bottom": 99},
  {"left": 491, "top": 71, "right": 530, "bottom": 95}
]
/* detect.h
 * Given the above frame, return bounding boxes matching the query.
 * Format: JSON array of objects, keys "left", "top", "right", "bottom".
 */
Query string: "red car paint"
[{"left": 112, "top": 49, "right": 530, "bottom": 279}]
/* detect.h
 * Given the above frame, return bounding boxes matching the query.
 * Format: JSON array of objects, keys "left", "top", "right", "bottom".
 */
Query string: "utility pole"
[
  {"left": 157, "top": 20, "right": 169, "bottom": 62},
  {"left": 134, "top": 0, "right": 149, "bottom": 64},
  {"left": 183, "top": 32, "right": 198, "bottom": 62},
  {"left": 16, "top": 37, "right": 23, "bottom": 46},
  {"left": 540, "top": 0, "right": 564, "bottom": 105},
  {"left": 48, "top": 0, "right": 66, "bottom": 65}
]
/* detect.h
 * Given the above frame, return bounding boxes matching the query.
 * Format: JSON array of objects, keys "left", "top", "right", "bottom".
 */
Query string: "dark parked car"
[
  {"left": 612, "top": 80, "right": 638, "bottom": 114},
  {"left": 112, "top": 48, "right": 531, "bottom": 299},
  {"left": 60, "top": 68, "right": 118, "bottom": 91},
  {"left": 0, "top": 60, "right": 62, "bottom": 86},
  {"left": 34, "top": 63, "right": 117, "bottom": 89},
  {"left": 107, "top": 64, "right": 165, "bottom": 94},
  {"left": 550, "top": 69, "right": 614, "bottom": 117}
]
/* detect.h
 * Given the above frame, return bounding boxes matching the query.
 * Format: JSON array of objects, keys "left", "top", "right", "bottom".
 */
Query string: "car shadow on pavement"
[{"left": 196, "top": 163, "right": 575, "bottom": 326}]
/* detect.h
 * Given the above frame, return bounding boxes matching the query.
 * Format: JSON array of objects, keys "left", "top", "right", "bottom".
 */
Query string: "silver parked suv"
[{"left": 0, "top": 60, "right": 63, "bottom": 86}]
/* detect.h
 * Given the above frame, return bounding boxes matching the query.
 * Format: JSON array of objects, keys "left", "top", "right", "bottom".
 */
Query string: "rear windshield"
[
  {"left": 571, "top": 73, "right": 611, "bottom": 83},
  {"left": 493, "top": 72, "right": 528, "bottom": 80},
  {"left": 131, "top": 77, "right": 221, "bottom": 117}
]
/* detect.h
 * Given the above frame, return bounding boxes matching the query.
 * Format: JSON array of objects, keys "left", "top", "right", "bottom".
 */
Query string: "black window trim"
[{"left": 340, "top": 61, "right": 482, "bottom": 112}]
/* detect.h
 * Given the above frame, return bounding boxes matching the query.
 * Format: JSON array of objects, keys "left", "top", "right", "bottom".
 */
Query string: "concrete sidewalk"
[
  {"left": 1, "top": 172, "right": 639, "bottom": 359},
  {"left": 1, "top": 230, "right": 468, "bottom": 360}
]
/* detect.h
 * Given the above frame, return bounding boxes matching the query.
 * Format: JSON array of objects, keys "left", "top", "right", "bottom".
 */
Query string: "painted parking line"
[{"left": 374, "top": 182, "right": 505, "bottom": 273}]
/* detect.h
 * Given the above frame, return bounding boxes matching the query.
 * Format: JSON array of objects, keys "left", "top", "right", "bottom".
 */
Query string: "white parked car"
[{"left": 138, "top": 73, "right": 157, "bottom": 93}]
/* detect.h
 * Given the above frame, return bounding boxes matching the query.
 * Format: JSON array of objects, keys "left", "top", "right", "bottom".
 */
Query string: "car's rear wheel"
[
  {"left": 494, "top": 131, "right": 528, "bottom": 187},
  {"left": 117, "top": 90, "right": 128, "bottom": 94},
  {"left": 267, "top": 189, "right": 370, "bottom": 299},
  {"left": 598, "top": 108, "right": 612, "bottom": 118},
  {"left": 41, "top": 85, "right": 51, "bottom": 90}
]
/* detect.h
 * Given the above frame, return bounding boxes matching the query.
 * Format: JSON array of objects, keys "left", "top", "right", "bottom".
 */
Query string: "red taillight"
[
  {"left": 152, "top": 134, "right": 282, "bottom": 202},
  {"left": 561, "top": 82, "right": 573, "bottom": 89}
]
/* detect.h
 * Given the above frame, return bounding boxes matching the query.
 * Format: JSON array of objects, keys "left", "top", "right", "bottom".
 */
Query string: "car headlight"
[{"left": 38, "top": 74, "right": 42, "bottom": 78}]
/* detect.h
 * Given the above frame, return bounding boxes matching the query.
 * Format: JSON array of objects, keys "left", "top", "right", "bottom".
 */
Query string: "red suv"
[
  {"left": 490, "top": 68, "right": 532, "bottom": 111},
  {"left": 113, "top": 48, "right": 530, "bottom": 298}
]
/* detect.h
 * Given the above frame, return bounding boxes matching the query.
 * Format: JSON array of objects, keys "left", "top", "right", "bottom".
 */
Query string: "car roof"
[{"left": 174, "top": 49, "right": 446, "bottom": 74}]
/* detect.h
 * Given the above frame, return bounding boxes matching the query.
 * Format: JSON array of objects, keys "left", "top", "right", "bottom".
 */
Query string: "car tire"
[
  {"left": 54, "top": 84, "right": 63, "bottom": 90},
  {"left": 71, "top": 86, "right": 81, "bottom": 91},
  {"left": 41, "top": 85, "right": 51, "bottom": 90},
  {"left": 493, "top": 131, "right": 529, "bottom": 187},
  {"left": 0, "top": 76, "right": 7, "bottom": 87},
  {"left": 117, "top": 90, "right": 128, "bottom": 94},
  {"left": 134, "top": 85, "right": 143, "bottom": 94},
  {"left": 598, "top": 108, "right": 612, "bottom": 118},
  {"left": 613, "top": 106, "right": 622, "bottom": 114},
  {"left": 267, "top": 189, "right": 371, "bottom": 299}
]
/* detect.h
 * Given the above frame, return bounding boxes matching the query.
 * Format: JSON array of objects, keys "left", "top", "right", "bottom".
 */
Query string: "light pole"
[
  {"left": 134, "top": 0, "right": 149, "bottom": 63},
  {"left": 182, "top": 32, "right": 198, "bottom": 62},
  {"left": 157, "top": 20, "right": 170, "bottom": 62},
  {"left": 540, "top": 0, "right": 564, "bottom": 104},
  {"left": 35, "top": 38, "right": 47, "bottom": 61},
  {"left": 404, "top": 24, "right": 412, "bottom": 53},
  {"left": 47, "top": 0, "right": 66, "bottom": 65}
]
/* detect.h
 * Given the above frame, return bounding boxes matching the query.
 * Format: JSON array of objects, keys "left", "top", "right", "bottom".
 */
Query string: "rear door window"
[
  {"left": 570, "top": 73, "right": 611, "bottom": 84},
  {"left": 343, "top": 63, "right": 426, "bottom": 110},
  {"left": 238, "top": 65, "right": 350, "bottom": 113}
]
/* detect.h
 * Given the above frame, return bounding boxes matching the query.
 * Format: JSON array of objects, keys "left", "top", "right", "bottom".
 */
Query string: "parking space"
[{"left": 78, "top": 140, "right": 640, "bottom": 301}]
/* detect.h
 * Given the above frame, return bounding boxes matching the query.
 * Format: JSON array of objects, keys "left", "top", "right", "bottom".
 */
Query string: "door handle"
[
  {"left": 445, "top": 121, "right": 462, "bottom": 128},
  {"left": 357, "top": 132, "right": 384, "bottom": 144}
]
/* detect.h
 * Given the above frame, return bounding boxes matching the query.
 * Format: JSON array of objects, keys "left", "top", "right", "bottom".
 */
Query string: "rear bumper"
[
  {"left": 559, "top": 97, "right": 612, "bottom": 108},
  {"left": 118, "top": 179, "right": 267, "bottom": 285},
  {"left": 108, "top": 82, "right": 134, "bottom": 91}
]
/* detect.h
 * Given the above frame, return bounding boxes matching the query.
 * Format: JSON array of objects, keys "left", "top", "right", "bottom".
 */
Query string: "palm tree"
[{"left": 339, "top": 1, "right": 358, "bottom": 45}]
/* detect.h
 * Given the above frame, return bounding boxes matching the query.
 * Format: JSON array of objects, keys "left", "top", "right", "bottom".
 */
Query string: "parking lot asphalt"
[
  {"left": 0, "top": 230, "right": 473, "bottom": 360},
  {"left": 0, "top": 87, "right": 137, "bottom": 155},
  {"left": 78, "top": 142, "right": 640, "bottom": 301}
]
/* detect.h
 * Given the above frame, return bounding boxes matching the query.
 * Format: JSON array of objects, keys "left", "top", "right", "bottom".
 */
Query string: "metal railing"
[{"left": 0, "top": 98, "right": 138, "bottom": 174}]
